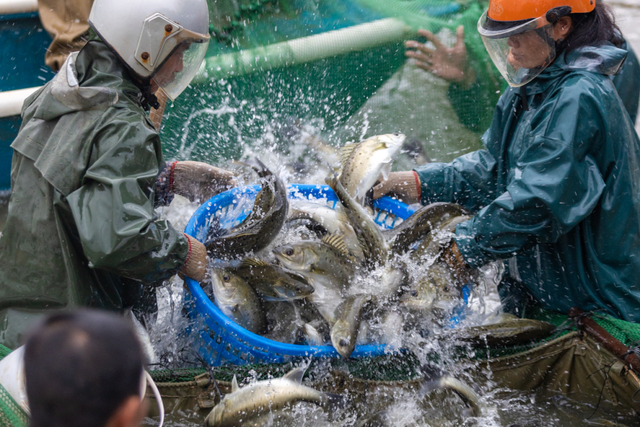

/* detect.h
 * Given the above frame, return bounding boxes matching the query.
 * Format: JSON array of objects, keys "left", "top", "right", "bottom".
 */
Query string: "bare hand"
[{"left": 405, "top": 26, "right": 476, "bottom": 87}]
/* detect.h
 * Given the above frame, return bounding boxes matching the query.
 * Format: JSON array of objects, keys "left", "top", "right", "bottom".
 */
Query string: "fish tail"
[{"left": 323, "top": 392, "right": 349, "bottom": 409}]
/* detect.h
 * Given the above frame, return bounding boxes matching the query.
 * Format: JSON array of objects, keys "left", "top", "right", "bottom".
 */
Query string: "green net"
[
  {"left": 0, "top": 345, "right": 28, "bottom": 427},
  {"left": 160, "top": 0, "right": 500, "bottom": 167},
  {"left": 151, "top": 311, "right": 640, "bottom": 385}
]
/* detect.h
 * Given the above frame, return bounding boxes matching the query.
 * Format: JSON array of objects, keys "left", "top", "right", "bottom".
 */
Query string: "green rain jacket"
[
  {"left": 415, "top": 44, "right": 640, "bottom": 322},
  {"left": 0, "top": 40, "right": 189, "bottom": 348}
]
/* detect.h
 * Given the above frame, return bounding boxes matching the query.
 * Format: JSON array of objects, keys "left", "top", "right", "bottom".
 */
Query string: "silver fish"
[
  {"left": 453, "top": 319, "right": 556, "bottom": 348},
  {"left": 204, "top": 365, "right": 345, "bottom": 427},
  {"left": 288, "top": 200, "right": 364, "bottom": 260},
  {"left": 232, "top": 257, "right": 314, "bottom": 301},
  {"left": 206, "top": 159, "right": 288, "bottom": 259},
  {"left": 326, "top": 174, "right": 389, "bottom": 268},
  {"left": 410, "top": 215, "right": 472, "bottom": 262},
  {"left": 209, "top": 268, "right": 266, "bottom": 334},
  {"left": 339, "top": 134, "right": 405, "bottom": 204},
  {"left": 384, "top": 203, "right": 469, "bottom": 254},
  {"left": 421, "top": 367, "right": 483, "bottom": 418},
  {"left": 330, "top": 294, "right": 376, "bottom": 358},
  {"left": 273, "top": 233, "right": 358, "bottom": 290},
  {"left": 400, "top": 261, "right": 464, "bottom": 322}
]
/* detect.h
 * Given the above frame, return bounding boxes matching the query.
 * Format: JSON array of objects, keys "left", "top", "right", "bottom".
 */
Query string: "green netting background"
[
  {"left": 160, "top": 0, "right": 500, "bottom": 167},
  {"left": 0, "top": 344, "right": 27, "bottom": 427}
]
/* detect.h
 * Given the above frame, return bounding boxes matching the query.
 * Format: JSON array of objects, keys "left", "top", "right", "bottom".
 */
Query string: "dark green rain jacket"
[
  {"left": 0, "top": 40, "right": 189, "bottom": 348},
  {"left": 415, "top": 44, "right": 640, "bottom": 322}
]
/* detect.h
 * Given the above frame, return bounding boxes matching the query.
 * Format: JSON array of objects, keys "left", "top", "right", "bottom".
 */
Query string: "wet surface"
[{"left": 0, "top": 191, "right": 9, "bottom": 233}]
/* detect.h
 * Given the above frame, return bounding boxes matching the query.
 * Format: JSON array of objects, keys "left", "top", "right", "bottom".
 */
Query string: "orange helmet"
[
  {"left": 481, "top": 0, "right": 596, "bottom": 38},
  {"left": 487, "top": 0, "right": 595, "bottom": 23}
]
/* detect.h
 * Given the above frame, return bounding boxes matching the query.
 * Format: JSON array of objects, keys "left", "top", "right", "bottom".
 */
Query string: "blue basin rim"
[{"left": 184, "top": 183, "right": 416, "bottom": 359}]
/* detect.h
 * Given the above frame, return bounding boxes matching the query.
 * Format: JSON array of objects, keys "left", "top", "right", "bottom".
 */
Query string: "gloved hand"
[
  {"left": 180, "top": 234, "right": 208, "bottom": 282},
  {"left": 372, "top": 171, "right": 422, "bottom": 204},
  {"left": 162, "top": 161, "right": 236, "bottom": 204}
]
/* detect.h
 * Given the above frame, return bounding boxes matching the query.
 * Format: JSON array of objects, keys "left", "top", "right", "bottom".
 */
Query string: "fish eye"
[
  {"left": 295, "top": 286, "right": 301, "bottom": 292},
  {"left": 411, "top": 290, "right": 418, "bottom": 297},
  {"left": 223, "top": 274, "right": 231, "bottom": 282},
  {"left": 286, "top": 248, "right": 294, "bottom": 256},
  {"left": 443, "top": 286, "right": 450, "bottom": 292}
]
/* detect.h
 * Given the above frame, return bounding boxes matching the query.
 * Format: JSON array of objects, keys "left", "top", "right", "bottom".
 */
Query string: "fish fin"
[
  {"left": 321, "top": 232, "right": 349, "bottom": 257},
  {"left": 324, "top": 174, "right": 339, "bottom": 190},
  {"left": 241, "top": 257, "right": 269, "bottom": 268},
  {"left": 340, "top": 143, "right": 358, "bottom": 166},
  {"left": 379, "top": 162, "right": 392, "bottom": 181},
  {"left": 323, "top": 392, "right": 349, "bottom": 409},
  {"left": 283, "top": 364, "right": 308, "bottom": 384},
  {"left": 231, "top": 375, "right": 239, "bottom": 393}
]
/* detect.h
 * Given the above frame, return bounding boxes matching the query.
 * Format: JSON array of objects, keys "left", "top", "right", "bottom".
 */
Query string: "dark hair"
[
  {"left": 24, "top": 310, "right": 144, "bottom": 427},
  {"left": 558, "top": 3, "right": 624, "bottom": 55}
]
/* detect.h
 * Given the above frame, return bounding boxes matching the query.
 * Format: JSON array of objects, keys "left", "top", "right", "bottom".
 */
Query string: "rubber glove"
[
  {"left": 372, "top": 171, "right": 422, "bottom": 204},
  {"left": 180, "top": 235, "right": 208, "bottom": 282}
]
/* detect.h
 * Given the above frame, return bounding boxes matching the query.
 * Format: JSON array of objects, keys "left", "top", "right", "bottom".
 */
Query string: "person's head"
[
  {"left": 88, "top": 0, "right": 211, "bottom": 100},
  {"left": 24, "top": 310, "right": 147, "bottom": 427},
  {"left": 478, "top": 0, "right": 622, "bottom": 87}
]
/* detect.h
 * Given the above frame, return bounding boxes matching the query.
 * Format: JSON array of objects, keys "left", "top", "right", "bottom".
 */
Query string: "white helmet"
[{"left": 89, "top": 0, "right": 211, "bottom": 100}]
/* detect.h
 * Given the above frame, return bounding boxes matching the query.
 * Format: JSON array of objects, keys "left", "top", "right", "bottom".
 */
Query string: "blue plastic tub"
[{"left": 184, "top": 184, "right": 417, "bottom": 366}]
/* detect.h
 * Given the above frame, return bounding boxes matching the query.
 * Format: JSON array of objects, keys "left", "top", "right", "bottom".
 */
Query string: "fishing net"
[
  {"left": 150, "top": 310, "right": 640, "bottom": 386},
  {"left": 0, "top": 345, "right": 27, "bottom": 427}
]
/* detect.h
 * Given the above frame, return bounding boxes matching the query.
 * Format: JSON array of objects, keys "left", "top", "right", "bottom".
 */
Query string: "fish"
[
  {"left": 421, "top": 364, "right": 483, "bottom": 417},
  {"left": 209, "top": 268, "right": 266, "bottom": 334},
  {"left": 262, "top": 300, "right": 305, "bottom": 344},
  {"left": 411, "top": 215, "right": 472, "bottom": 262},
  {"left": 204, "top": 365, "right": 346, "bottom": 427},
  {"left": 302, "top": 323, "right": 326, "bottom": 346},
  {"left": 273, "top": 233, "right": 358, "bottom": 293},
  {"left": 330, "top": 294, "right": 376, "bottom": 358},
  {"left": 288, "top": 200, "right": 364, "bottom": 260},
  {"left": 383, "top": 203, "right": 469, "bottom": 254},
  {"left": 326, "top": 174, "right": 390, "bottom": 268},
  {"left": 339, "top": 133, "right": 406, "bottom": 204},
  {"left": 452, "top": 319, "right": 556, "bottom": 348},
  {"left": 206, "top": 159, "right": 288, "bottom": 259},
  {"left": 232, "top": 258, "right": 314, "bottom": 301},
  {"left": 399, "top": 261, "right": 464, "bottom": 322}
]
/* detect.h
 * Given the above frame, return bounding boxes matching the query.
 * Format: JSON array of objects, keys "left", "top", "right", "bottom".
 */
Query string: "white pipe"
[
  {"left": 0, "top": 0, "right": 38, "bottom": 14},
  {"left": 194, "top": 18, "right": 415, "bottom": 83},
  {"left": 0, "top": 87, "right": 40, "bottom": 118}
]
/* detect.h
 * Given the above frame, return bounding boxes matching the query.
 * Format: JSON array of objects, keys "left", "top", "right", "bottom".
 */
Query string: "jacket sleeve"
[
  {"left": 414, "top": 146, "right": 499, "bottom": 213},
  {"left": 67, "top": 112, "right": 189, "bottom": 284},
  {"left": 454, "top": 78, "right": 606, "bottom": 268}
]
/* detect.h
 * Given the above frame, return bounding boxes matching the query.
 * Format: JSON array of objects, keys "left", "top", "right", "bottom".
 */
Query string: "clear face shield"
[
  {"left": 478, "top": 10, "right": 556, "bottom": 87},
  {"left": 151, "top": 29, "right": 210, "bottom": 100}
]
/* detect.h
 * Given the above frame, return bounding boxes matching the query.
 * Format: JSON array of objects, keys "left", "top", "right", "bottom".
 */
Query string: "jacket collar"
[{"left": 520, "top": 43, "right": 628, "bottom": 96}]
